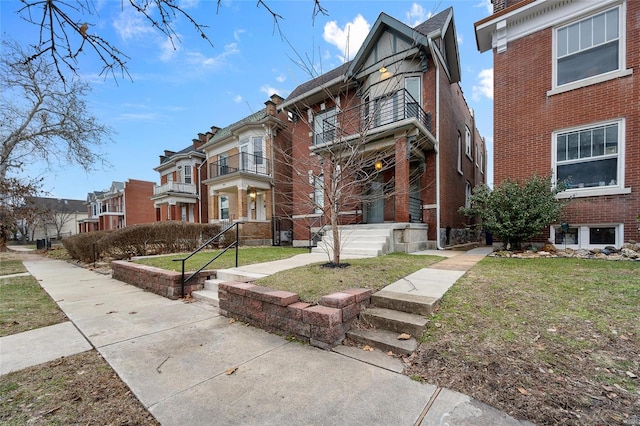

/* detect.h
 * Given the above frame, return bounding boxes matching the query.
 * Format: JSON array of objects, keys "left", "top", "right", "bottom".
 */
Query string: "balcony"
[
  {"left": 209, "top": 153, "right": 271, "bottom": 179},
  {"left": 153, "top": 182, "right": 197, "bottom": 196},
  {"left": 314, "top": 88, "right": 432, "bottom": 146}
]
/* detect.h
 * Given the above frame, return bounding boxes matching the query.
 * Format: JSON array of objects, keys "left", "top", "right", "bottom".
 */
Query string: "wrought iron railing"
[
  {"left": 409, "top": 196, "right": 423, "bottom": 223},
  {"left": 172, "top": 222, "right": 241, "bottom": 298},
  {"left": 209, "top": 153, "right": 271, "bottom": 179},
  {"left": 314, "top": 88, "right": 432, "bottom": 146}
]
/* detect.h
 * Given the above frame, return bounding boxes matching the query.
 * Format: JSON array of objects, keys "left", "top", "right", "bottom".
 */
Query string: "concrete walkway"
[{"left": 1, "top": 248, "right": 532, "bottom": 425}]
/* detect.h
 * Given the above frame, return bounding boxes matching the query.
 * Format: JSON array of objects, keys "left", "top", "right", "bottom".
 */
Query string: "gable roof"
[
  {"left": 201, "top": 108, "right": 269, "bottom": 149},
  {"left": 26, "top": 196, "right": 86, "bottom": 213},
  {"left": 281, "top": 7, "right": 460, "bottom": 110}
]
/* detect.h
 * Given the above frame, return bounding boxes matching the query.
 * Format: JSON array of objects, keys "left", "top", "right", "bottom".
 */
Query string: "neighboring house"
[
  {"left": 152, "top": 133, "right": 212, "bottom": 223},
  {"left": 200, "top": 95, "right": 292, "bottom": 245},
  {"left": 21, "top": 196, "right": 87, "bottom": 240},
  {"left": 475, "top": 0, "right": 639, "bottom": 248},
  {"left": 78, "top": 180, "right": 156, "bottom": 232},
  {"left": 278, "top": 8, "right": 486, "bottom": 249}
]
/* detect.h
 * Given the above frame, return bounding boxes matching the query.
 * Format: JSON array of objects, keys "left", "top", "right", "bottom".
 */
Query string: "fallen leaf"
[
  {"left": 619, "top": 335, "right": 629, "bottom": 340},
  {"left": 547, "top": 328, "right": 557, "bottom": 333},
  {"left": 129, "top": 311, "right": 137, "bottom": 315},
  {"left": 603, "top": 385, "right": 615, "bottom": 392},
  {"left": 362, "top": 345, "right": 374, "bottom": 352},
  {"left": 607, "top": 393, "right": 618, "bottom": 399},
  {"left": 397, "top": 333, "right": 411, "bottom": 340},
  {"left": 225, "top": 367, "right": 238, "bottom": 375},
  {"left": 387, "top": 351, "right": 394, "bottom": 356},
  {"left": 228, "top": 318, "right": 236, "bottom": 324},
  {"left": 517, "top": 387, "right": 529, "bottom": 395},
  {"left": 106, "top": 311, "right": 117, "bottom": 314},
  {"left": 434, "top": 322, "right": 442, "bottom": 328},
  {"left": 626, "top": 371, "right": 637, "bottom": 379}
]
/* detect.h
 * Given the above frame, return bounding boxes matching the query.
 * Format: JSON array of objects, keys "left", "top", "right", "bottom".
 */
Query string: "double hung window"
[
  {"left": 556, "top": 7, "right": 621, "bottom": 86},
  {"left": 554, "top": 120, "right": 622, "bottom": 190}
]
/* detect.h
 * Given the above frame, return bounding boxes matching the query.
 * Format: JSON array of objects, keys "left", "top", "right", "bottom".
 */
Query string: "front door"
[{"left": 366, "top": 181, "right": 384, "bottom": 223}]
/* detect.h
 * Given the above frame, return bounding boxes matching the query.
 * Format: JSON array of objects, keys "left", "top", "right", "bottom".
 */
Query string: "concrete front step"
[
  {"left": 346, "top": 328, "right": 418, "bottom": 356},
  {"left": 311, "top": 245, "right": 383, "bottom": 257},
  {"left": 191, "top": 289, "right": 219, "bottom": 306},
  {"left": 360, "top": 307, "right": 428, "bottom": 337},
  {"left": 371, "top": 290, "right": 439, "bottom": 316},
  {"left": 216, "top": 269, "right": 268, "bottom": 282}
]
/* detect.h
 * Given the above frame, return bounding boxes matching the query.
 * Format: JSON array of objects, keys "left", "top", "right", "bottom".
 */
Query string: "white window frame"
[
  {"left": 552, "top": 118, "right": 629, "bottom": 198},
  {"left": 183, "top": 165, "right": 192, "bottom": 184},
  {"left": 313, "top": 174, "right": 324, "bottom": 214},
  {"left": 465, "top": 126, "right": 472, "bottom": 159},
  {"left": 457, "top": 132, "right": 463, "bottom": 175},
  {"left": 550, "top": 223, "right": 624, "bottom": 249},
  {"left": 551, "top": 3, "right": 627, "bottom": 92},
  {"left": 465, "top": 181, "right": 472, "bottom": 209},
  {"left": 219, "top": 195, "right": 229, "bottom": 220}
]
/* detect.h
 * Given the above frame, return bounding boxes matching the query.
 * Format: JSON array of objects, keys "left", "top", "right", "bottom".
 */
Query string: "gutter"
[{"left": 429, "top": 39, "right": 444, "bottom": 250}]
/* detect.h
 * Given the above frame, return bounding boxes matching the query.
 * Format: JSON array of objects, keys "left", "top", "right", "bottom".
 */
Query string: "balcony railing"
[
  {"left": 314, "top": 88, "right": 431, "bottom": 145},
  {"left": 153, "top": 182, "right": 197, "bottom": 196},
  {"left": 209, "top": 153, "right": 271, "bottom": 179},
  {"left": 99, "top": 205, "right": 123, "bottom": 214}
]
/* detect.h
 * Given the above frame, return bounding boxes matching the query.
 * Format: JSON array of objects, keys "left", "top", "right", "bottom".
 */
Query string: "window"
[
  {"left": 556, "top": 6, "right": 621, "bottom": 86},
  {"left": 405, "top": 77, "right": 421, "bottom": 120},
  {"left": 219, "top": 196, "right": 229, "bottom": 220},
  {"left": 218, "top": 154, "right": 228, "bottom": 175},
  {"left": 313, "top": 174, "right": 324, "bottom": 214},
  {"left": 167, "top": 172, "right": 173, "bottom": 182},
  {"left": 314, "top": 109, "right": 336, "bottom": 145},
  {"left": 479, "top": 148, "right": 484, "bottom": 174},
  {"left": 465, "top": 181, "right": 472, "bottom": 209},
  {"left": 554, "top": 120, "right": 622, "bottom": 190},
  {"left": 183, "top": 166, "right": 192, "bottom": 184},
  {"left": 252, "top": 137, "right": 264, "bottom": 165},
  {"left": 590, "top": 227, "right": 615, "bottom": 245},
  {"left": 457, "top": 132, "right": 462, "bottom": 174},
  {"left": 465, "top": 126, "right": 472, "bottom": 158},
  {"left": 554, "top": 225, "right": 579, "bottom": 245}
]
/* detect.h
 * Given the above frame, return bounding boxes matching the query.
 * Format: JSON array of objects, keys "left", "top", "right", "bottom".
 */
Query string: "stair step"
[
  {"left": 311, "top": 246, "right": 381, "bottom": 257},
  {"left": 360, "top": 307, "right": 428, "bottom": 337},
  {"left": 346, "top": 328, "right": 418, "bottom": 356},
  {"left": 216, "top": 269, "right": 268, "bottom": 282},
  {"left": 191, "top": 289, "right": 219, "bottom": 306},
  {"left": 203, "top": 279, "right": 222, "bottom": 291},
  {"left": 371, "top": 290, "right": 439, "bottom": 316}
]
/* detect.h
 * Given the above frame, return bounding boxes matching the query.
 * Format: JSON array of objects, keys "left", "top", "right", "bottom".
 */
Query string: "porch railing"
[
  {"left": 314, "top": 88, "right": 431, "bottom": 145},
  {"left": 209, "top": 153, "right": 271, "bottom": 179},
  {"left": 172, "top": 222, "right": 241, "bottom": 298},
  {"left": 153, "top": 182, "right": 197, "bottom": 196}
]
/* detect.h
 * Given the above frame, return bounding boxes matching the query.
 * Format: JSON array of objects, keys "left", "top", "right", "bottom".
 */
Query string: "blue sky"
[{"left": 1, "top": 0, "right": 495, "bottom": 201}]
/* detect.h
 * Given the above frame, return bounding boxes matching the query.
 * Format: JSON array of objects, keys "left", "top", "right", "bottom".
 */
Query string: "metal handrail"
[{"left": 172, "top": 222, "right": 242, "bottom": 298}]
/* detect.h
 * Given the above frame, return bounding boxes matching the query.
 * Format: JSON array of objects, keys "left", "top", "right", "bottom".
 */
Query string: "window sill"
[
  {"left": 547, "top": 69, "right": 633, "bottom": 97},
  {"left": 556, "top": 186, "right": 631, "bottom": 199}
]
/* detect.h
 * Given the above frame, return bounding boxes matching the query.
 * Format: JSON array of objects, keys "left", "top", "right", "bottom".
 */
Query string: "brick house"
[
  {"left": 152, "top": 133, "right": 212, "bottom": 223},
  {"left": 200, "top": 95, "right": 292, "bottom": 245},
  {"left": 78, "top": 180, "right": 156, "bottom": 232},
  {"left": 475, "top": 0, "right": 639, "bottom": 248},
  {"left": 278, "top": 8, "right": 486, "bottom": 250}
]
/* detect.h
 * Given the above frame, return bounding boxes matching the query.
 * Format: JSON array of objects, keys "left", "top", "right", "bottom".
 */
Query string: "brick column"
[{"left": 395, "top": 136, "right": 410, "bottom": 222}]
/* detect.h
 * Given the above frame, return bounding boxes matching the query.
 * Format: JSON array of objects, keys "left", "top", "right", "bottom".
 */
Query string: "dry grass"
[{"left": 405, "top": 257, "right": 640, "bottom": 425}]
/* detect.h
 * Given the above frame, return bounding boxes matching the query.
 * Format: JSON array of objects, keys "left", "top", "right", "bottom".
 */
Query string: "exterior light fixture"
[
  {"left": 374, "top": 160, "right": 383, "bottom": 171},
  {"left": 379, "top": 66, "right": 387, "bottom": 73}
]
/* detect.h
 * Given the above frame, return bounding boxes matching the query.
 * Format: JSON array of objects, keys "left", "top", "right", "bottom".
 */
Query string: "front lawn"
[
  {"left": 133, "top": 246, "right": 308, "bottom": 272},
  {"left": 257, "top": 253, "right": 444, "bottom": 303},
  {"left": 405, "top": 257, "right": 640, "bottom": 425}
]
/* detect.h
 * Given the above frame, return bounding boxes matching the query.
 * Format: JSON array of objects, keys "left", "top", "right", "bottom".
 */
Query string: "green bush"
[
  {"left": 63, "top": 222, "right": 222, "bottom": 261},
  {"left": 459, "top": 175, "right": 569, "bottom": 250}
]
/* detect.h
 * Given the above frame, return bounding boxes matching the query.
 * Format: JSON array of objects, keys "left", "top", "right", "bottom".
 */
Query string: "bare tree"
[
  {"left": 13, "top": 0, "right": 328, "bottom": 81},
  {"left": 39, "top": 198, "right": 78, "bottom": 240},
  {"left": 0, "top": 40, "right": 112, "bottom": 180}
]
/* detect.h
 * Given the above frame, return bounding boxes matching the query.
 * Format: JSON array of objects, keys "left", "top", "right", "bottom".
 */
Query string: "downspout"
[
  {"left": 266, "top": 123, "right": 277, "bottom": 245},
  {"left": 429, "top": 39, "right": 444, "bottom": 250}
]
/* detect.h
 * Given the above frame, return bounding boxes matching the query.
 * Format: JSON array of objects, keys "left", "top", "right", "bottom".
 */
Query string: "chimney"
[
  {"left": 492, "top": 0, "right": 506, "bottom": 14},
  {"left": 164, "top": 150, "right": 175, "bottom": 157},
  {"left": 210, "top": 125, "right": 220, "bottom": 135},
  {"left": 159, "top": 155, "right": 167, "bottom": 164}
]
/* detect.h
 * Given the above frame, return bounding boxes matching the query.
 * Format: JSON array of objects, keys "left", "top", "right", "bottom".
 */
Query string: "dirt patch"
[{"left": 0, "top": 350, "right": 159, "bottom": 425}]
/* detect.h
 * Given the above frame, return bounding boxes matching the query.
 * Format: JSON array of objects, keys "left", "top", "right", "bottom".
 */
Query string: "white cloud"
[
  {"left": 323, "top": 14, "right": 370, "bottom": 61},
  {"left": 406, "top": 3, "right": 432, "bottom": 27},
  {"left": 178, "top": 0, "right": 199, "bottom": 9},
  {"left": 234, "top": 29, "right": 246, "bottom": 42},
  {"left": 472, "top": 68, "right": 493, "bottom": 101},
  {"left": 112, "top": 7, "right": 155, "bottom": 41},
  {"left": 159, "top": 36, "right": 178, "bottom": 62},
  {"left": 275, "top": 73, "right": 286, "bottom": 83},
  {"left": 185, "top": 43, "right": 239, "bottom": 69},
  {"left": 232, "top": 95, "right": 243, "bottom": 103},
  {"left": 260, "top": 85, "right": 284, "bottom": 98},
  {"left": 458, "top": 34, "right": 464, "bottom": 45},
  {"left": 477, "top": 0, "right": 493, "bottom": 14}
]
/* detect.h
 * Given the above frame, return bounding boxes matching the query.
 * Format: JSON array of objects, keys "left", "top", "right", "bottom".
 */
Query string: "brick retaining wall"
[
  {"left": 219, "top": 282, "right": 372, "bottom": 349},
  {"left": 111, "top": 260, "right": 215, "bottom": 300}
]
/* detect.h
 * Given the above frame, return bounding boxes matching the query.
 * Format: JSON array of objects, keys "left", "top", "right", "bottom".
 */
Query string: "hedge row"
[{"left": 63, "top": 222, "right": 222, "bottom": 262}]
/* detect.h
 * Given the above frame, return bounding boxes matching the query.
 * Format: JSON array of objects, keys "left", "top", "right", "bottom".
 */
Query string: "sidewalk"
[{"left": 2, "top": 249, "right": 532, "bottom": 425}]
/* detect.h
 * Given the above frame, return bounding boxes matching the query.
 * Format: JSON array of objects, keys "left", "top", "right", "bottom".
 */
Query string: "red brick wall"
[
  {"left": 493, "top": 2, "right": 639, "bottom": 243},
  {"left": 124, "top": 179, "right": 156, "bottom": 226}
]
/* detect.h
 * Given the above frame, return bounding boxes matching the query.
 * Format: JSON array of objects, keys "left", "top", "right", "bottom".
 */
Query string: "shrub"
[
  {"left": 459, "top": 175, "right": 569, "bottom": 250},
  {"left": 64, "top": 222, "right": 222, "bottom": 261}
]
